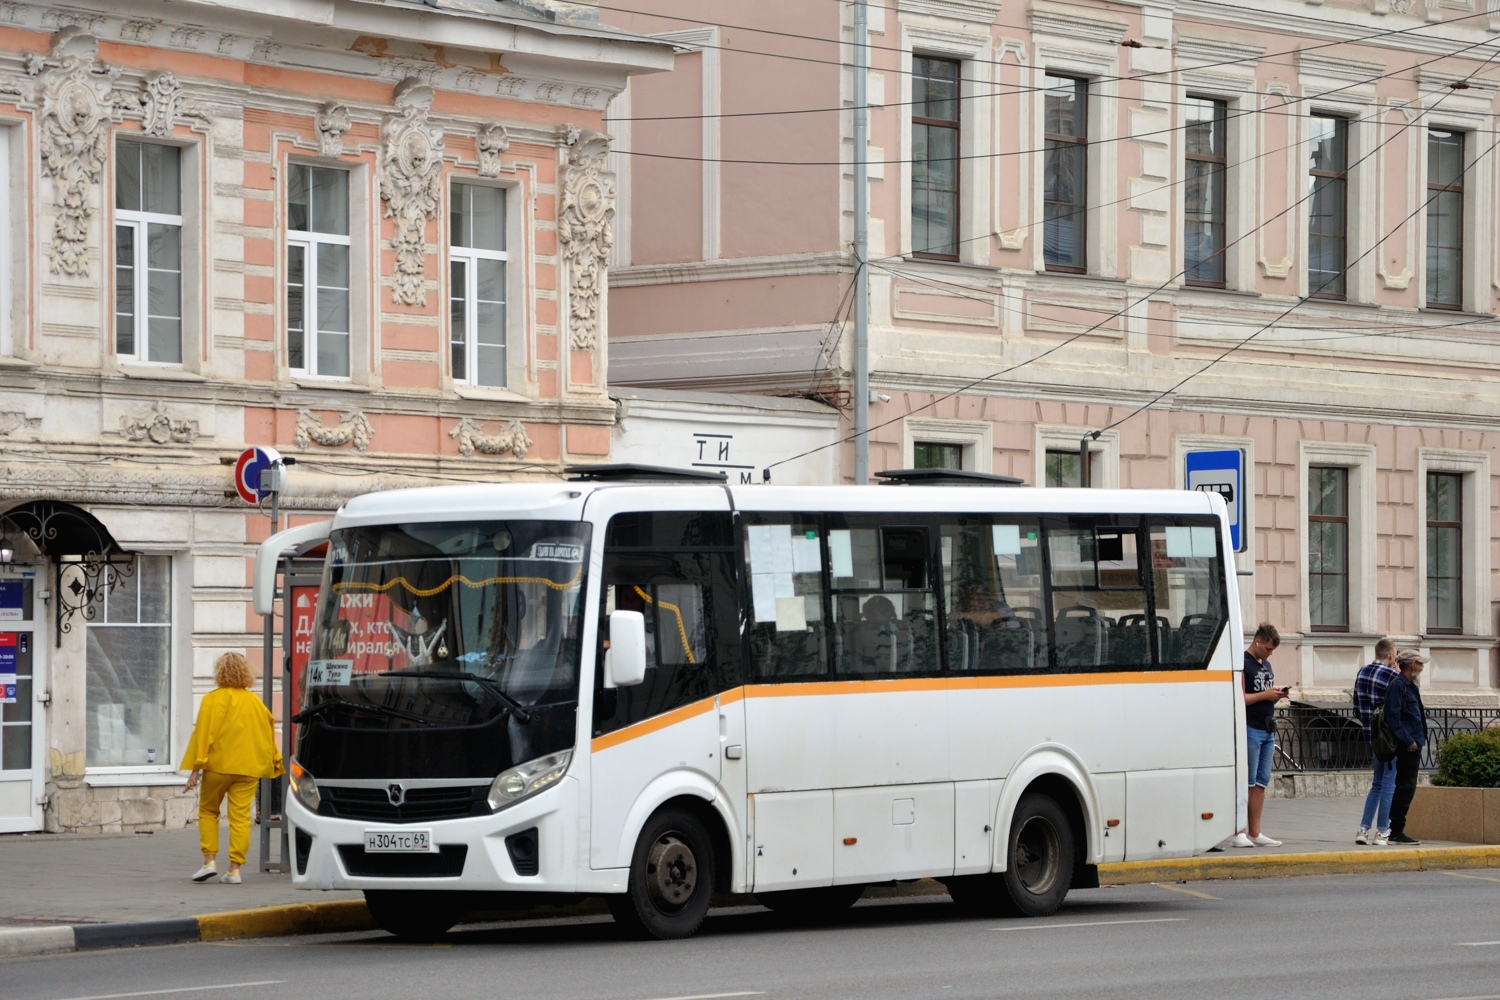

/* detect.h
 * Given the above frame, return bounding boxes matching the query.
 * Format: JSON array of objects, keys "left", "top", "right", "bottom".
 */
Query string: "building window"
[
  {"left": 1043, "top": 74, "right": 1087, "bottom": 272},
  {"left": 1308, "top": 466, "right": 1349, "bottom": 631},
  {"left": 912, "top": 57, "right": 960, "bottom": 259},
  {"left": 449, "top": 183, "right": 508, "bottom": 386},
  {"left": 1427, "top": 471, "right": 1463, "bottom": 633},
  {"left": 1184, "top": 98, "right": 1227, "bottom": 287},
  {"left": 1308, "top": 115, "right": 1348, "bottom": 299},
  {"left": 85, "top": 556, "right": 172, "bottom": 768},
  {"left": 115, "top": 140, "right": 182, "bottom": 364},
  {"left": 1426, "top": 129, "right": 1464, "bottom": 310},
  {"left": 287, "top": 164, "right": 351, "bottom": 377},
  {"left": 914, "top": 442, "right": 963, "bottom": 470},
  {"left": 1045, "top": 449, "right": 1098, "bottom": 488}
]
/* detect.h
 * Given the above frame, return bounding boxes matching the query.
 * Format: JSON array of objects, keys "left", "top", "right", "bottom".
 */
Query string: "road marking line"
[
  {"left": 1442, "top": 870, "right": 1500, "bottom": 885},
  {"left": 638, "top": 993, "right": 766, "bottom": 1000},
  {"left": 46, "top": 981, "right": 286, "bottom": 1000},
  {"left": 993, "top": 917, "right": 1186, "bottom": 932},
  {"left": 1152, "top": 883, "right": 1221, "bottom": 900},
  {"left": 1454, "top": 942, "right": 1500, "bottom": 947},
  {"left": 1422, "top": 995, "right": 1500, "bottom": 1000}
]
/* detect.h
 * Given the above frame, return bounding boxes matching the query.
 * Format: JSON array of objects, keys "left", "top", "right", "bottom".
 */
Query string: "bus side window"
[
  {"left": 940, "top": 520, "right": 1044, "bottom": 673},
  {"left": 1045, "top": 518, "right": 1152, "bottom": 671},
  {"left": 1147, "top": 519, "right": 1226, "bottom": 668},
  {"left": 828, "top": 524, "right": 938, "bottom": 676},
  {"left": 744, "top": 518, "right": 829, "bottom": 680}
]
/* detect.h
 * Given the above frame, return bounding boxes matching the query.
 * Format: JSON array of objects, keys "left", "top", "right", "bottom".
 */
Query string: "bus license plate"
[{"left": 365, "top": 829, "right": 434, "bottom": 853}]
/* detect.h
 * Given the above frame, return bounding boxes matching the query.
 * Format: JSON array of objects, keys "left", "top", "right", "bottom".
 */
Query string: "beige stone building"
[
  {"left": 0, "top": 0, "right": 671, "bottom": 834},
  {"left": 602, "top": 0, "right": 1500, "bottom": 705}
]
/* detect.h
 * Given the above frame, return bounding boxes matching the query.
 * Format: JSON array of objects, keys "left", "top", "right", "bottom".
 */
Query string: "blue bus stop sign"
[{"left": 1185, "top": 449, "right": 1244, "bottom": 552}]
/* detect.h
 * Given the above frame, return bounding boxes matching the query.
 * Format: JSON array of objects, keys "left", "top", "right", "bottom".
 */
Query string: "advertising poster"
[
  {"left": 0, "top": 632, "right": 16, "bottom": 704},
  {"left": 0, "top": 582, "right": 23, "bottom": 623}
]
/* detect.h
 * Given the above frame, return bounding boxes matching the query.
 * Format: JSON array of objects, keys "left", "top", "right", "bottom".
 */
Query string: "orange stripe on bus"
[
  {"left": 590, "top": 696, "right": 717, "bottom": 753},
  {"left": 589, "top": 671, "right": 1232, "bottom": 753}
]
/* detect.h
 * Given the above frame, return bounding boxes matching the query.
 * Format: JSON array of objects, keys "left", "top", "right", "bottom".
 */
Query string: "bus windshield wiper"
[
  {"left": 377, "top": 670, "right": 532, "bottom": 724},
  {"left": 293, "top": 697, "right": 434, "bottom": 727}
]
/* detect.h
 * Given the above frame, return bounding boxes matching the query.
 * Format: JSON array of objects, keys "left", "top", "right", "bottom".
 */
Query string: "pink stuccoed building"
[
  {"left": 602, "top": 1, "right": 1500, "bottom": 706},
  {"left": 0, "top": 0, "right": 673, "bottom": 834}
]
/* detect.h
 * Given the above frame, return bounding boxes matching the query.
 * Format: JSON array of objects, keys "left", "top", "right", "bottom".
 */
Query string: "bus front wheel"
[
  {"left": 364, "top": 890, "right": 457, "bottom": 941},
  {"left": 999, "top": 792, "right": 1075, "bottom": 917},
  {"left": 609, "top": 807, "right": 717, "bottom": 940}
]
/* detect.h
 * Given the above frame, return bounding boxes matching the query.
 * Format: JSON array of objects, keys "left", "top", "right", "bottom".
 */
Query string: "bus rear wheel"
[
  {"left": 998, "top": 792, "right": 1075, "bottom": 917},
  {"left": 364, "top": 890, "right": 457, "bottom": 941},
  {"left": 755, "top": 883, "right": 865, "bottom": 921},
  {"left": 609, "top": 807, "right": 717, "bottom": 940}
]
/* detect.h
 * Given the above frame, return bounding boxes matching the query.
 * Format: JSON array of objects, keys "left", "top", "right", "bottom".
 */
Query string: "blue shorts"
[{"left": 1247, "top": 726, "right": 1275, "bottom": 787}]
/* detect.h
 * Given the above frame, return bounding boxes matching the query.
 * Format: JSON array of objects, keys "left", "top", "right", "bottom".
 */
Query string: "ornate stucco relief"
[
  {"left": 29, "top": 27, "right": 119, "bottom": 278},
  {"left": 118, "top": 400, "right": 199, "bottom": 444},
  {"left": 476, "top": 122, "right": 509, "bottom": 178},
  {"left": 378, "top": 79, "right": 445, "bottom": 306},
  {"left": 296, "top": 408, "right": 375, "bottom": 451},
  {"left": 316, "top": 102, "right": 351, "bottom": 158},
  {"left": 450, "top": 417, "right": 532, "bottom": 459},
  {"left": 558, "top": 128, "right": 615, "bottom": 350},
  {"left": 137, "top": 70, "right": 209, "bottom": 137}
]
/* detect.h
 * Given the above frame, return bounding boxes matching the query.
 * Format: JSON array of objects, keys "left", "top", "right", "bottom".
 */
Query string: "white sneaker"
[
  {"left": 1355, "top": 828, "right": 1369, "bottom": 845},
  {"left": 191, "top": 863, "right": 217, "bottom": 882},
  {"left": 1373, "top": 831, "right": 1390, "bottom": 846},
  {"left": 1251, "top": 834, "right": 1282, "bottom": 847},
  {"left": 219, "top": 870, "right": 242, "bottom": 884},
  {"left": 1229, "top": 832, "right": 1256, "bottom": 848}
]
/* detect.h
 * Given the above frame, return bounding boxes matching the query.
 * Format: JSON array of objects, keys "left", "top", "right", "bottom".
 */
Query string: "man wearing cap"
[{"left": 1384, "top": 650, "right": 1429, "bottom": 845}]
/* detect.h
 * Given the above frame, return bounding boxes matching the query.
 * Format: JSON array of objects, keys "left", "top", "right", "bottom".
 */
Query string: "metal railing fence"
[{"left": 1274, "top": 704, "right": 1500, "bottom": 772}]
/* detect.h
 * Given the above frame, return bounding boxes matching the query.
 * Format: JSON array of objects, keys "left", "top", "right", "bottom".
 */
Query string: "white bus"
[{"left": 254, "top": 467, "right": 1246, "bottom": 940}]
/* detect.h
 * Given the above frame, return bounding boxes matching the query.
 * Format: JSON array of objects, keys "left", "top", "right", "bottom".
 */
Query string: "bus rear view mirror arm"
[{"left": 606, "top": 610, "right": 647, "bottom": 688}]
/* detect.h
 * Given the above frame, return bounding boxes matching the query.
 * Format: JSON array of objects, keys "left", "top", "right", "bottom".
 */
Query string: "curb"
[
  {"left": 1099, "top": 844, "right": 1500, "bottom": 885},
  {"left": 5, "top": 845, "right": 1498, "bottom": 959}
]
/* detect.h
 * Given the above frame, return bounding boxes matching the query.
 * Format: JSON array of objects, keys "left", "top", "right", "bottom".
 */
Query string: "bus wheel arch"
[
  {"left": 993, "top": 748, "right": 1100, "bottom": 876},
  {"left": 614, "top": 774, "right": 741, "bottom": 891}
]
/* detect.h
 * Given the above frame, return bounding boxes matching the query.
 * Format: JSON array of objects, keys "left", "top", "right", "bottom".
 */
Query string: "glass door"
[{"left": 0, "top": 572, "right": 41, "bottom": 833}]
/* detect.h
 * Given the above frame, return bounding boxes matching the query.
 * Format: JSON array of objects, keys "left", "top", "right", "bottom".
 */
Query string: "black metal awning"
[{"left": 0, "top": 500, "right": 136, "bottom": 644}]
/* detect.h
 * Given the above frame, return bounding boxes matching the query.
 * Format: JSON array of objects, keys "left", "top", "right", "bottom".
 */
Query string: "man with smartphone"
[{"left": 1232, "top": 622, "right": 1287, "bottom": 848}]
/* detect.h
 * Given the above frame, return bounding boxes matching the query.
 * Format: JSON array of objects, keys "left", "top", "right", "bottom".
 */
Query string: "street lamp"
[{"left": 0, "top": 538, "right": 12, "bottom": 564}]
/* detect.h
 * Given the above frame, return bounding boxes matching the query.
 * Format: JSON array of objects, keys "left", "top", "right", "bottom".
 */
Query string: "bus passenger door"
[{"left": 589, "top": 546, "right": 738, "bottom": 872}]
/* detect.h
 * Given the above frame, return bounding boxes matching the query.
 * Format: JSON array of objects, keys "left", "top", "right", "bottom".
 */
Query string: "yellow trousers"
[{"left": 198, "top": 771, "right": 258, "bottom": 866}]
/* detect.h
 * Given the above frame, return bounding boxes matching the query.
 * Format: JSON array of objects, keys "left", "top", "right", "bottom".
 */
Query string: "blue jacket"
[{"left": 1384, "top": 673, "right": 1427, "bottom": 749}]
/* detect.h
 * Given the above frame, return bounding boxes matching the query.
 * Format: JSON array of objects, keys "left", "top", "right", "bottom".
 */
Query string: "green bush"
[{"left": 1432, "top": 728, "right": 1500, "bottom": 787}]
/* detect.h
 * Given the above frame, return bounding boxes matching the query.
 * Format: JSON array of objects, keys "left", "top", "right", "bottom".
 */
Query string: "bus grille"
[
  {"left": 319, "top": 785, "right": 487, "bottom": 823},
  {"left": 337, "top": 844, "right": 469, "bottom": 878}
]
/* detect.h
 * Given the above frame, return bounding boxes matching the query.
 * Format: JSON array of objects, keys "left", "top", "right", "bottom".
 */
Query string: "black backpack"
[{"left": 1371, "top": 704, "right": 1398, "bottom": 762}]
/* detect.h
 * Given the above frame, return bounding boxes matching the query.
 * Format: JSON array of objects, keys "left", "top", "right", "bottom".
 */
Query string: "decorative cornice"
[
  {"left": 609, "top": 252, "right": 850, "bottom": 288},
  {"left": 896, "top": 0, "right": 1004, "bottom": 24},
  {"left": 1029, "top": 0, "right": 1127, "bottom": 44}
]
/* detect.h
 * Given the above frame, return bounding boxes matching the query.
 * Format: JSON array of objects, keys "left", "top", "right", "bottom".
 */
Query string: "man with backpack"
[
  {"left": 1352, "top": 639, "right": 1399, "bottom": 846},
  {"left": 1384, "top": 650, "right": 1430, "bottom": 846}
]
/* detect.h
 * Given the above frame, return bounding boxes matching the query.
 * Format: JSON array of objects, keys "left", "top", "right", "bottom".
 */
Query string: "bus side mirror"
[{"left": 606, "top": 610, "right": 647, "bottom": 688}]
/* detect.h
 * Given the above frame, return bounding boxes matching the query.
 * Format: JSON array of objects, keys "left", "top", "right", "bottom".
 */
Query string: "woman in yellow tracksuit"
[{"left": 180, "top": 652, "right": 284, "bottom": 884}]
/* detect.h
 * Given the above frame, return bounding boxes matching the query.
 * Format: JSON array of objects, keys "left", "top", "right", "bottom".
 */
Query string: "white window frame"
[
  {"left": 82, "top": 553, "right": 179, "bottom": 777},
  {"left": 1301, "top": 104, "right": 1375, "bottom": 303},
  {"left": 114, "top": 139, "right": 185, "bottom": 367},
  {"left": 1416, "top": 448, "right": 1490, "bottom": 638},
  {"left": 449, "top": 182, "right": 510, "bottom": 388},
  {"left": 897, "top": 18, "right": 994, "bottom": 267},
  {"left": 901, "top": 418, "right": 992, "bottom": 473},
  {"left": 1297, "top": 442, "right": 1375, "bottom": 636},
  {"left": 1413, "top": 74, "right": 1493, "bottom": 314},
  {"left": 1033, "top": 425, "right": 1119, "bottom": 488},
  {"left": 286, "top": 163, "right": 353, "bottom": 380}
]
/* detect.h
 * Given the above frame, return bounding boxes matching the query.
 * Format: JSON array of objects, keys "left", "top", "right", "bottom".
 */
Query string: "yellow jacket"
[{"left": 179, "top": 687, "right": 285, "bottom": 779}]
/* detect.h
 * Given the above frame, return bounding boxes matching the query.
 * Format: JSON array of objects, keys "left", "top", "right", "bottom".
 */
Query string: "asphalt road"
[{"left": 6, "top": 871, "right": 1500, "bottom": 1000}]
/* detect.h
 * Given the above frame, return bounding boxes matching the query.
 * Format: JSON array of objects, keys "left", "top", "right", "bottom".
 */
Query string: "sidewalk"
[{"left": 0, "top": 795, "right": 1491, "bottom": 953}]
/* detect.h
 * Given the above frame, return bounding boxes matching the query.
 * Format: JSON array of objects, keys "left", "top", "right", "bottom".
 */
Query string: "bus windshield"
[{"left": 302, "top": 520, "right": 589, "bottom": 730}]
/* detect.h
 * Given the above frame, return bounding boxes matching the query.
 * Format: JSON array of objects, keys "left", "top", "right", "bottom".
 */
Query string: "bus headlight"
[
  {"left": 488, "top": 750, "right": 572, "bottom": 812},
  {"left": 289, "top": 759, "right": 320, "bottom": 813}
]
